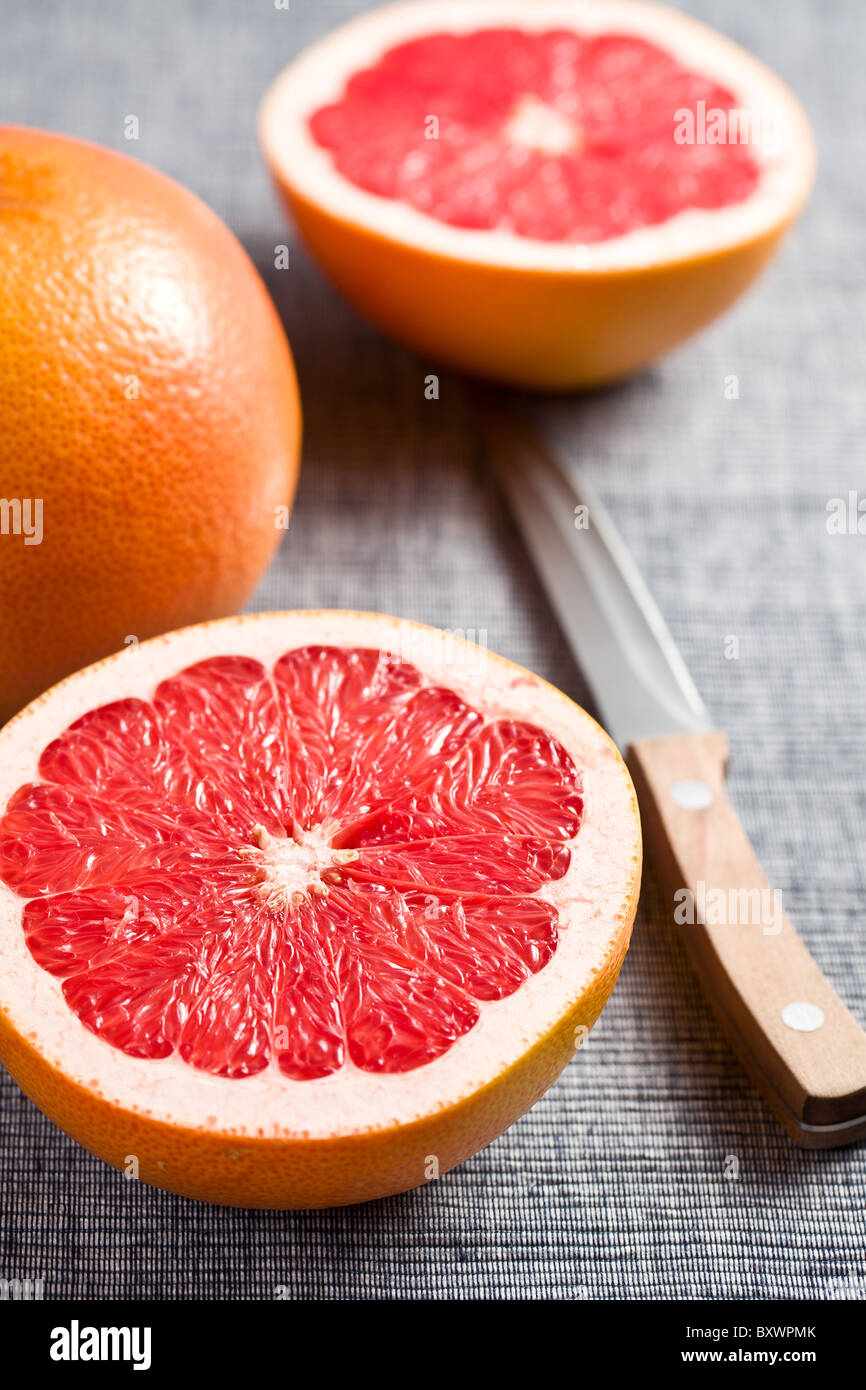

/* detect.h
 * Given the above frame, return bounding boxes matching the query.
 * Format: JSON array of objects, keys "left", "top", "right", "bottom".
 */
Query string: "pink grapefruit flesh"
[
  {"left": 308, "top": 27, "right": 762, "bottom": 244},
  {"left": 0, "top": 612, "right": 641, "bottom": 1207}
]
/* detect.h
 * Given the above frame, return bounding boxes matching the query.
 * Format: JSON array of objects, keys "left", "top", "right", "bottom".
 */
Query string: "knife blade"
[
  {"left": 477, "top": 400, "right": 709, "bottom": 748},
  {"left": 475, "top": 393, "right": 866, "bottom": 1149}
]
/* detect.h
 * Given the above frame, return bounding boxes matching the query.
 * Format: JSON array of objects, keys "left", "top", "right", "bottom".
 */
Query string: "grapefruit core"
[
  {"left": 259, "top": 0, "right": 816, "bottom": 389},
  {"left": 0, "top": 611, "right": 641, "bottom": 1208}
]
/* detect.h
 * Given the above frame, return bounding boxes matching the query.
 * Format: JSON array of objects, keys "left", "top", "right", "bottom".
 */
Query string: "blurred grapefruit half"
[
  {"left": 0, "top": 611, "right": 640, "bottom": 1208},
  {"left": 259, "top": 0, "right": 815, "bottom": 388}
]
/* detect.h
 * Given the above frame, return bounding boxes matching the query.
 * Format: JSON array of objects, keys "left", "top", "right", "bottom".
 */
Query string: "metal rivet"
[
  {"left": 781, "top": 1001, "right": 825, "bottom": 1033},
  {"left": 670, "top": 778, "right": 714, "bottom": 811}
]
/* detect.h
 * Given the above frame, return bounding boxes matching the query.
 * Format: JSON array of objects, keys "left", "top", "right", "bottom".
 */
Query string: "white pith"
[
  {"left": 252, "top": 824, "right": 356, "bottom": 908},
  {"left": 505, "top": 96, "right": 579, "bottom": 157},
  {"left": 0, "top": 611, "right": 640, "bottom": 1140},
  {"left": 259, "top": 0, "right": 815, "bottom": 273}
]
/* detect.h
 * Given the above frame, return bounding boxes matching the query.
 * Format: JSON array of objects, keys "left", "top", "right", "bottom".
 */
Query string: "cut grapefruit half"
[
  {"left": 259, "top": 0, "right": 816, "bottom": 389},
  {"left": 0, "top": 611, "right": 640, "bottom": 1208}
]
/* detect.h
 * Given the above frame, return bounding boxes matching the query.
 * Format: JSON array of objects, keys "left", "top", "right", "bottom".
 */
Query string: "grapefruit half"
[
  {"left": 0, "top": 611, "right": 640, "bottom": 1208},
  {"left": 259, "top": 0, "right": 816, "bottom": 388}
]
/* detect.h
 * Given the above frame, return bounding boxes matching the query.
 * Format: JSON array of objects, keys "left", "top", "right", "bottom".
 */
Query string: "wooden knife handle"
[{"left": 627, "top": 730, "right": 866, "bottom": 1147}]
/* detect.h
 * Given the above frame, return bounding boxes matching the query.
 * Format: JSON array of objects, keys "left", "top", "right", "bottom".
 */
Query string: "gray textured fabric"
[{"left": 2, "top": 0, "right": 865, "bottom": 1301}]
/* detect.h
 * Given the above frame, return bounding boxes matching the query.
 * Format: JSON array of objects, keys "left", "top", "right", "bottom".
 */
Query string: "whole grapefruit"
[{"left": 0, "top": 126, "right": 301, "bottom": 725}]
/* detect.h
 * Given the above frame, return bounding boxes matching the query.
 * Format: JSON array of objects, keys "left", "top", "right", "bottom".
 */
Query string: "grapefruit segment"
[
  {"left": 360, "top": 887, "right": 559, "bottom": 1002},
  {"left": 155, "top": 656, "right": 293, "bottom": 838},
  {"left": 344, "top": 835, "right": 570, "bottom": 897},
  {"left": 0, "top": 611, "right": 640, "bottom": 1207},
  {"left": 272, "top": 898, "right": 345, "bottom": 1081},
  {"left": 259, "top": 0, "right": 816, "bottom": 388},
  {"left": 0, "top": 782, "right": 244, "bottom": 898},
  {"left": 38, "top": 699, "right": 198, "bottom": 811},
  {"left": 22, "top": 879, "right": 209, "bottom": 979},
  {"left": 272, "top": 644, "right": 424, "bottom": 828},
  {"left": 323, "top": 683, "right": 485, "bottom": 833},
  {"left": 322, "top": 885, "right": 480, "bottom": 1075},
  {"left": 63, "top": 930, "right": 204, "bottom": 1066},
  {"left": 177, "top": 928, "right": 278, "bottom": 1080},
  {"left": 338, "top": 718, "right": 585, "bottom": 844}
]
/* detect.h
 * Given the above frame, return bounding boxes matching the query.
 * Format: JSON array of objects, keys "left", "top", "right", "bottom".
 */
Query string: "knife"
[{"left": 475, "top": 394, "right": 866, "bottom": 1149}]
